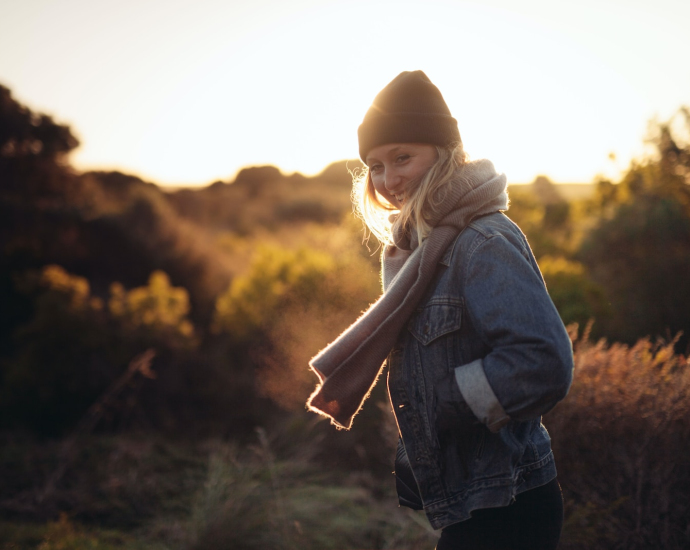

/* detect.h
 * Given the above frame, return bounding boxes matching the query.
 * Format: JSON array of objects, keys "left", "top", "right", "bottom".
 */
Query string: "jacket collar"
[{"left": 440, "top": 232, "right": 462, "bottom": 266}]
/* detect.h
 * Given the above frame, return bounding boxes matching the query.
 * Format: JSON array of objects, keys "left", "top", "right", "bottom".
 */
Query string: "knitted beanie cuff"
[{"left": 358, "top": 112, "right": 461, "bottom": 161}]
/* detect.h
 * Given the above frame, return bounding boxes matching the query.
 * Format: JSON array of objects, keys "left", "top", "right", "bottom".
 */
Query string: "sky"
[{"left": 1, "top": 0, "right": 688, "bottom": 186}]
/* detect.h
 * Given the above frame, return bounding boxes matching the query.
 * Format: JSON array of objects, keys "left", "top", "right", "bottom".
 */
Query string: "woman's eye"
[
  {"left": 396, "top": 154, "right": 410, "bottom": 163},
  {"left": 370, "top": 164, "right": 382, "bottom": 173}
]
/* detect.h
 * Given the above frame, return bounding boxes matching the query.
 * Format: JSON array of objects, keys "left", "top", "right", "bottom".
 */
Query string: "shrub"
[
  {"left": 212, "top": 240, "right": 379, "bottom": 412},
  {"left": 546, "top": 330, "right": 690, "bottom": 549},
  {"left": 0, "top": 265, "right": 198, "bottom": 434},
  {"left": 212, "top": 245, "right": 335, "bottom": 341},
  {"left": 579, "top": 194, "right": 690, "bottom": 347},
  {"left": 109, "top": 271, "right": 195, "bottom": 344},
  {"left": 0, "top": 266, "right": 111, "bottom": 433},
  {"left": 538, "top": 256, "right": 609, "bottom": 331}
]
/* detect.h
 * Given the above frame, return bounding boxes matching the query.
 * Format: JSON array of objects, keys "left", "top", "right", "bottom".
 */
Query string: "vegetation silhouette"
[{"left": 2, "top": 83, "right": 690, "bottom": 548}]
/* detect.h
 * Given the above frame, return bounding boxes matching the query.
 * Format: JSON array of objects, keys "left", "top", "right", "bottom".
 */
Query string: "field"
[{"left": 2, "top": 85, "right": 690, "bottom": 549}]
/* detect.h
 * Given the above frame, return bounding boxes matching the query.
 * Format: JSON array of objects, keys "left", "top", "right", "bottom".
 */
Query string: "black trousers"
[{"left": 435, "top": 478, "right": 563, "bottom": 550}]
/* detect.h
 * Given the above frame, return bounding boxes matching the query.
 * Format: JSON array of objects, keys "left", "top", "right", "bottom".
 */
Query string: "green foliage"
[
  {"left": 0, "top": 266, "right": 111, "bottom": 433},
  {"left": 588, "top": 177, "right": 622, "bottom": 216},
  {"left": 538, "top": 256, "right": 608, "bottom": 331},
  {"left": 154, "top": 434, "right": 436, "bottom": 550},
  {"left": 213, "top": 245, "right": 334, "bottom": 341},
  {"left": 0, "top": 265, "right": 197, "bottom": 433},
  {"left": 0, "top": 84, "right": 369, "bottom": 435},
  {"left": 3, "top": 82, "right": 690, "bottom": 550},
  {"left": 506, "top": 185, "right": 573, "bottom": 258},
  {"left": 109, "top": 271, "right": 195, "bottom": 344},
  {"left": 575, "top": 107, "right": 690, "bottom": 347},
  {"left": 580, "top": 185, "right": 690, "bottom": 345},
  {"left": 212, "top": 236, "right": 379, "bottom": 411}
]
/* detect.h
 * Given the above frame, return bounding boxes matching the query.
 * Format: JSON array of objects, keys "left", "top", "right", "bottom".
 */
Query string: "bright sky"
[{"left": 1, "top": 0, "right": 688, "bottom": 186}]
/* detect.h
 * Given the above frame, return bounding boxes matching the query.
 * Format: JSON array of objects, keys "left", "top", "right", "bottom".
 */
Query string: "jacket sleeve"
[{"left": 454, "top": 233, "right": 574, "bottom": 432}]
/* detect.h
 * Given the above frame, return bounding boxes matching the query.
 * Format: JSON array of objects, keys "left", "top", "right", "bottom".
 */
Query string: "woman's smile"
[{"left": 365, "top": 143, "right": 438, "bottom": 208}]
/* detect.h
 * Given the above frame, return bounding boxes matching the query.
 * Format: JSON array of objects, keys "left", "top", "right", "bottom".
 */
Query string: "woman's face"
[{"left": 366, "top": 143, "right": 438, "bottom": 208}]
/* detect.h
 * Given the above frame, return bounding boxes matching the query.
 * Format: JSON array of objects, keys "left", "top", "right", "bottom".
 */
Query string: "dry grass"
[
  {"left": 3, "top": 328, "right": 690, "bottom": 549},
  {"left": 546, "top": 326, "right": 690, "bottom": 549}
]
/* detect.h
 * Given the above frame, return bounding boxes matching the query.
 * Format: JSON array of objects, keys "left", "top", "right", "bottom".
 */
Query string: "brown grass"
[{"left": 546, "top": 325, "right": 690, "bottom": 549}]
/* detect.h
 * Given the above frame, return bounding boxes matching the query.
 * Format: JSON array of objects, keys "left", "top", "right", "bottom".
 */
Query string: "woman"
[{"left": 308, "top": 70, "right": 573, "bottom": 549}]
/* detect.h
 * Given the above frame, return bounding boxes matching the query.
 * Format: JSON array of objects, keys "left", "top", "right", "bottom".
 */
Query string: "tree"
[
  {"left": 0, "top": 84, "right": 79, "bottom": 200},
  {"left": 538, "top": 256, "right": 608, "bottom": 332},
  {"left": 579, "top": 108, "right": 690, "bottom": 348},
  {"left": 0, "top": 266, "right": 110, "bottom": 433}
]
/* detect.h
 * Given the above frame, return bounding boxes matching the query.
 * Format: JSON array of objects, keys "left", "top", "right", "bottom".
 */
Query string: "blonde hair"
[{"left": 352, "top": 142, "right": 468, "bottom": 246}]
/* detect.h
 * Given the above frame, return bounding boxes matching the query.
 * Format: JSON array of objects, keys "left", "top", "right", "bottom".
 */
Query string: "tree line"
[{"left": 1, "top": 83, "right": 689, "bottom": 439}]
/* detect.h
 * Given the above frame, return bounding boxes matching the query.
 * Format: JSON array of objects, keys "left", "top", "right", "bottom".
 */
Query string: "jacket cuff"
[{"left": 454, "top": 359, "right": 510, "bottom": 432}]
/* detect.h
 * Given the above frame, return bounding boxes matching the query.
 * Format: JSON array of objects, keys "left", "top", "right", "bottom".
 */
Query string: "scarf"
[{"left": 307, "top": 159, "right": 508, "bottom": 429}]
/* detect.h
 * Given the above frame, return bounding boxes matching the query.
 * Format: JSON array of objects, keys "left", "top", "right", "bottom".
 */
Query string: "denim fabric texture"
[{"left": 387, "top": 212, "right": 573, "bottom": 531}]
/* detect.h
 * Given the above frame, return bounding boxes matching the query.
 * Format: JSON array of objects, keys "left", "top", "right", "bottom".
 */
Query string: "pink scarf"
[{"left": 307, "top": 159, "right": 508, "bottom": 429}]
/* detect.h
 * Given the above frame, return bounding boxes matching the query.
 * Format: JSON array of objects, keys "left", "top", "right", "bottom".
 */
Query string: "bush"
[
  {"left": 546, "top": 329, "right": 690, "bottom": 549},
  {"left": 109, "top": 271, "right": 195, "bottom": 345},
  {"left": 213, "top": 245, "right": 335, "bottom": 342},
  {"left": 579, "top": 194, "right": 690, "bottom": 348},
  {"left": 212, "top": 240, "right": 379, "bottom": 412},
  {"left": 0, "top": 266, "right": 112, "bottom": 433},
  {"left": 0, "top": 266, "right": 198, "bottom": 434},
  {"left": 538, "top": 256, "right": 609, "bottom": 332}
]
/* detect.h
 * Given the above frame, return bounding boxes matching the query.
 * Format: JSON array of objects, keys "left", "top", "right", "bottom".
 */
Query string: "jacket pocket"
[
  {"left": 394, "top": 438, "right": 423, "bottom": 510},
  {"left": 408, "top": 301, "right": 462, "bottom": 346}
]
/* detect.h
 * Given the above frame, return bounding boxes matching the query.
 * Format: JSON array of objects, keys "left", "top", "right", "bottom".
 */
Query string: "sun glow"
[{"left": 1, "top": 0, "right": 687, "bottom": 185}]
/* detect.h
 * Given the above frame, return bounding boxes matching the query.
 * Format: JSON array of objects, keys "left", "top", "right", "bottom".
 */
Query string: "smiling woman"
[
  {"left": 366, "top": 143, "right": 438, "bottom": 207},
  {"left": 307, "top": 70, "right": 573, "bottom": 550}
]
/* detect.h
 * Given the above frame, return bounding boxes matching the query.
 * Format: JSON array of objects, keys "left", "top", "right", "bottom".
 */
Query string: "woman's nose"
[{"left": 384, "top": 171, "right": 401, "bottom": 191}]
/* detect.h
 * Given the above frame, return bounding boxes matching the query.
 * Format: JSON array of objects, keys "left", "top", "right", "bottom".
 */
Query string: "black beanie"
[{"left": 358, "top": 70, "right": 461, "bottom": 162}]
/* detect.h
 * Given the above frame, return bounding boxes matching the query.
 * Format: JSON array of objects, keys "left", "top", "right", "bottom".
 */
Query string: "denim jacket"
[{"left": 388, "top": 212, "right": 573, "bottom": 530}]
